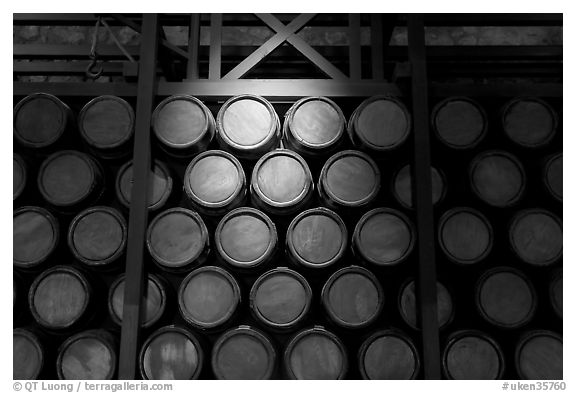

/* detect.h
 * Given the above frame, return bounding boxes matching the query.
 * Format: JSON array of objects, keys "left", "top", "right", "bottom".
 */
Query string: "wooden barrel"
[
  {"left": 178, "top": 266, "right": 241, "bottom": 330},
  {"left": 14, "top": 206, "right": 59, "bottom": 269},
  {"left": 146, "top": 208, "right": 209, "bottom": 271},
  {"left": 352, "top": 208, "right": 415, "bottom": 266},
  {"left": 476, "top": 267, "right": 536, "bottom": 328},
  {"left": 286, "top": 207, "right": 347, "bottom": 269},
  {"left": 549, "top": 269, "right": 562, "bottom": 319},
  {"left": 116, "top": 159, "right": 173, "bottom": 212},
  {"left": 152, "top": 95, "right": 215, "bottom": 158},
  {"left": 515, "top": 330, "right": 562, "bottom": 380},
  {"left": 321, "top": 266, "right": 384, "bottom": 329},
  {"left": 216, "top": 94, "right": 281, "bottom": 160},
  {"left": 544, "top": 153, "right": 562, "bottom": 202},
  {"left": 438, "top": 207, "right": 493, "bottom": 265},
  {"left": 319, "top": 150, "right": 380, "bottom": 210},
  {"left": 250, "top": 267, "right": 312, "bottom": 330},
  {"left": 469, "top": 150, "right": 526, "bottom": 207},
  {"left": 358, "top": 329, "right": 420, "bottom": 380},
  {"left": 283, "top": 96, "right": 346, "bottom": 156},
  {"left": 251, "top": 149, "right": 314, "bottom": 216},
  {"left": 68, "top": 206, "right": 127, "bottom": 268},
  {"left": 13, "top": 328, "right": 44, "bottom": 380},
  {"left": 502, "top": 97, "right": 558, "bottom": 148},
  {"left": 13, "top": 153, "right": 26, "bottom": 200},
  {"left": 392, "top": 164, "right": 445, "bottom": 209},
  {"left": 509, "top": 209, "right": 562, "bottom": 266},
  {"left": 284, "top": 326, "right": 347, "bottom": 380},
  {"left": 139, "top": 325, "right": 204, "bottom": 380},
  {"left": 348, "top": 95, "right": 411, "bottom": 152},
  {"left": 215, "top": 207, "right": 277, "bottom": 270},
  {"left": 432, "top": 97, "right": 488, "bottom": 149},
  {"left": 56, "top": 329, "right": 117, "bottom": 380},
  {"left": 14, "top": 93, "right": 72, "bottom": 149},
  {"left": 78, "top": 95, "right": 134, "bottom": 159},
  {"left": 183, "top": 150, "right": 246, "bottom": 216},
  {"left": 109, "top": 274, "right": 167, "bottom": 328},
  {"left": 442, "top": 330, "right": 505, "bottom": 380},
  {"left": 29, "top": 265, "right": 91, "bottom": 330},
  {"left": 211, "top": 325, "right": 276, "bottom": 380},
  {"left": 398, "top": 279, "right": 453, "bottom": 330},
  {"left": 38, "top": 150, "right": 104, "bottom": 210}
]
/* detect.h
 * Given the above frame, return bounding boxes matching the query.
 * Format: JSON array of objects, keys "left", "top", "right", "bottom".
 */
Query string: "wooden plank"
[
  {"left": 430, "top": 81, "right": 563, "bottom": 97},
  {"left": 349, "top": 13, "right": 361, "bottom": 80},
  {"left": 370, "top": 14, "right": 384, "bottom": 80},
  {"left": 209, "top": 14, "right": 222, "bottom": 80},
  {"left": 13, "top": 60, "right": 128, "bottom": 75},
  {"left": 186, "top": 14, "right": 201, "bottom": 79},
  {"left": 13, "top": 82, "right": 138, "bottom": 96}
]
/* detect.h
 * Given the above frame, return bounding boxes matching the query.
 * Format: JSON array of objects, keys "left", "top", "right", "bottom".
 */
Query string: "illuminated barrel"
[
  {"left": 544, "top": 153, "right": 562, "bottom": 202},
  {"left": 392, "top": 164, "right": 445, "bottom": 209},
  {"left": 432, "top": 97, "right": 488, "bottom": 149},
  {"left": 13, "top": 153, "right": 26, "bottom": 200},
  {"left": 13, "top": 328, "right": 44, "bottom": 380},
  {"left": 398, "top": 279, "right": 453, "bottom": 330},
  {"left": 116, "top": 159, "right": 173, "bottom": 212},
  {"left": 549, "top": 269, "right": 562, "bottom": 319},
  {"left": 515, "top": 330, "right": 562, "bottom": 380},
  {"left": 14, "top": 206, "right": 59, "bottom": 269},
  {"left": 509, "top": 209, "right": 562, "bottom": 266},
  {"left": 502, "top": 97, "right": 558, "bottom": 148}
]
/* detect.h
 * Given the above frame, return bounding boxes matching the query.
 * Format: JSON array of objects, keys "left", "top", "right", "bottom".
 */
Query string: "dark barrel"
[
  {"left": 215, "top": 207, "right": 277, "bottom": 270},
  {"left": 152, "top": 95, "right": 215, "bottom": 158},
  {"left": 515, "top": 330, "right": 562, "bottom": 380},
  {"left": 509, "top": 209, "right": 562, "bottom": 266},
  {"left": 284, "top": 326, "right": 347, "bottom": 380},
  {"left": 442, "top": 330, "right": 505, "bottom": 380},
  {"left": 399, "top": 279, "right": 453, "bottom": 330},
  {"left": 216, "top": 94, "right": 281, "bottom": 160},
  {"left": 78, "top": 95, "right": 134, "bottom": 159},
  {"left": 348, "top": 95, "right": 411, "bottom": 152},
  {"left": 178, "top": 266, "right": 241, "bottom": 330},
  {"left": 14, "top": 93, "right": 72, "bottom": 149},
  {"left": 438, "top": 207, "right": 493, "bottom": 265},
  {"left": 56, "top": 329, "right": 117, "bottom": 380},
  {"left": 13, "top": 153, "right": 26, "bottom": 200},
  {"left": 68, "top": 206, "right": 127, "bottom": 268},
  {"left": 544, "top": 153, "right": 562, "bottom": 202},
  {"left": 358, "top": 329, "right": 420, "bottom": 380},
  {"left": 502, "top": 97, "right": 558, "bottom": 148},
  {"left": 549, "top": 269, "right": 562, "bottom": 319},
  {"left": 321, "top": 266, "right": 384, "bottom": 329},
  {"left": 183, "top": 150, "right": 246, "bottom": 216},
  {"left": 139, "top": 325, "right": 204, "bottom": 380},
  {"left": 116, "top": 159, "right": 173, "bottom": 212},
  {"left": 146, "top": 207, "right": 209, "bottom": 272},
  {"left": 211, "top": 325, "right": 276, "bottom": 380},
  {"left": 286, "top": 207, "right": 347, "bottom": 269},
  {"left": 283, "top": 96, "right": 346, "bottom": 157},
  {"left": 251, "top": 149, "right": 313, "bottom": 216},
  {"left": 392, "top": 164, "right": 445, "bottom": 209},
  {"left": 14, "top": 206, "right": 59, "bottom": 269},
  {"left": 469, "top": 150, "right": 526, "bottom": 207},
  {"left": 431, "top": 96, "right": 488, "bottom": 149},
  {"left": 250, "top": 267, "right": 312, "bottom": 330},
  {"left": 476, "top": 267, "right": 536, "bottom": 329},
  {"left": 13, "top": 328, "right": 44, "bottom": 380},
  {"left": 352, "top": 208, "right": 415, "bottom": 267},
  {"left": 318, "top": 150, "right": 380, "bottom": 210}
]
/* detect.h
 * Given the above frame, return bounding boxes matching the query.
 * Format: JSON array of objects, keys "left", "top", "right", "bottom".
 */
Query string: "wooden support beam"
[
  {"left": 371, "top": 14, "right": 384, "bottom": 80},
  {"left": 186, "top": 14, "right": 201, "bottom": 80},
  {"left": 209, "top": 14, "right": 222, "bottom": 80},
  {"left": 348, "top": 13, "right": 361, "bottom": 80}
]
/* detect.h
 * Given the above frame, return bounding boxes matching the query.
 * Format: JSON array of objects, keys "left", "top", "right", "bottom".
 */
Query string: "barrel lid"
[
  {"left": 285, "top": 326, "right": 347, "bottom": 380},
  {"left": 443, "top": 330, "right": 504, "bottom": 380},
  {"left": 353, "top": 208, "right": 415, "bottom": 266},
  {"left": 544, "top": 153, "right": 562, "bottom": 202},
  {"left": 470, "top": 150, "right": 526, "bottom": 207},
  {"left": 14, "top": 93, "right": 68, "bottom": 148},
  {"left": 432, "top": 97, "right": 488, "bottom": 149},
  {"left": 184, "top": 150, "right": 245, "bottom": 210},
  {"left": 438, "top": 207, "right": 493, "bottom": 265},
  {"left": 38, "top": 150, "right": 98, "bottom": 207},
  {"left": 393, "top": 164, "right": 445, "bottom": 209},
  {"left": 502, "top": 97, "right": 558, "bottom": 148},
  {"left": 57, "top": 330, "right": 116, "bottom": 380},
  {"left": 250, "top": 268, "right": 312, "bottom": 329},
  {"left": 215, "top": 207, "right": 277, "bottom": 269},
  {"left": 476, "top": 267, "right": 537, "bottom": 328},
  {"left": 399, "top": 279, "right": 453, "bottom": 330},
  {"left": 117, "top": 160, "right": 173, "bottom": 211},
  {"left": 29, "top": 265, "right": 90, "bottom": 329},
  {"left": 13, "top": 153, "right": 26, "bottom": 200},
  {"left": 152, "top": 95, "right": 212, "bottom": 149},
  {"left": 212, "top": 325, "right": 276, "bottom": 380},
  {"left": 69, "top": 206, "right": 127, "bottom": 266},
  {"left": 287, "top": 207, "right": 347, "bottom": 269},
  {"left": 358, "top": 329, "right": 420, "bottom": 380},
  {"left": 509, "top": 209, "right": 562, "bottom": 266},
  {"left": 321, "top": 266, "right": 383, "bottom": 329},
  {"left": 178, "top": 266, "right": 241, "bottom": 329},
  {"left": 140, "top": 325, "right": 203, "bottom": 380},
  {"left": 13, "top": 328, "right": 44, "bottom": 380},
  {"left": 515, "top": 330, "right": 562, "bottom": 380},
  {"left": 14, "top": 206, "right": 59, "bottom": 269},
  {"left": 549, "top": 269, "right": 562, "bottom": 318},
  {"left": 350, "top": 95, "right": 411, "bottom": 151},
  {"left": 320, "top": 150, "right": 380, "bottom": 208},
  {"left": 79, "top": 95, "right": 134, "bottom": 149}
]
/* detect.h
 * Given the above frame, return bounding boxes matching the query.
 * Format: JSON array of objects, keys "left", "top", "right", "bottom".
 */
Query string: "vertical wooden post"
[
  {"left": 349, "top": 13, "right": 361, "bottom": 80},
  {"left": 209, "top": 13, "right": 222, "bottom": 80},
  {"left": 187, "top": 14, "right": 201, "bottom": 80},
  {"left": 370, "top": 14, "right": 384, "bottom": 80}
]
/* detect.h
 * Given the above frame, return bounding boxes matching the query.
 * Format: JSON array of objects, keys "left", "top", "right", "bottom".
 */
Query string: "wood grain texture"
[
  {"left": 433, "top": 98, "right": 486, "bottom": 148},
  {"left": 517, "top": 332, "right": 562, "bottom": 380},
  {"left": 287, "top": 330, "right": 345, "bottom": 379},
  {"left": 444, "top": 334, "right": 502, "bottom": 380},
  {"left": 439, "top": 209, "right": 492, "bottom": 264},
  {"left": 71, "top": 208, "right": 125, "bottom": 264},
  {"left": 111, "top": 276, "right": 164, "bottom": 327},
  {"left": 394, "top": 165, "right": 444, "bottom": 208},
  {"left": 503, "top": 98, "right": 557, "bottom": 147},
  {"left": 221, "top": 98, "right": 272, "bottom": 146},
  {"left": 323, "top": 152, "right": 379, "bottom": 204},
  {"left": 14, "top": 93, "right": 65, "bottom": 146},
  {"left": 256, "top": 154, "right": 307, "bottom": 203},
  {"left": 362, "top": 335, "right": 417, "bottom": 379},
  {"left": 355, "top": 98, "right": 410, "bottom": 149},
  {"left": 289, "top": 99, "right": 343, "bottom": 146},
  {"left": 13, "top": 329, "right": 43, "bottom": 380},
  {"left": 400, "top": 281, "right": 453, "bottom": 329},
  {"left": 187, "top": 154, "right": 240, "bottom": 204},
  {"left": 153, "top": 97, "right": 207, "bottom": 146},
  {"left": 510, "top": 210, "right": 562, "bottom": 266},
  {"left": 545, "top": 153, "right": 562, "bottom": 201},
  {"left": 118, "top": 161, "right": 172, "bottom": 210},
  {"left": 39, "top": 152, "right": 95, "bottom": 206},
  {"left": 80, "top": 96, "right": 134, "bottom": 147},
  {"left": 13, "top": 154, "right": 26, "bottom": 200},
  {"left": 60, "top": 336, "right": 115, "bottom": 380},
  {"left": 14, "top": 208, "right": 57, "bottom": 267},
  {"left": 142, "top": 330, "right": 200, "bottom": 380}
]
